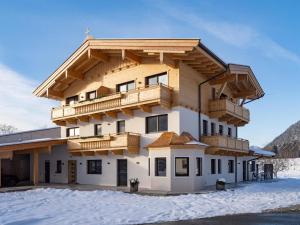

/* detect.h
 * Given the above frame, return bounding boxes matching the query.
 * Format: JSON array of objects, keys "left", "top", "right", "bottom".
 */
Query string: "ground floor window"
[
  {"left": 87, "top": 160, "right": 102, "bottom": 174},
  {"left": 155, "top": 157, "right": 166, "bottom": 176},
  {"left": 218, "top": 159, "right": 222, "bottom": 174},
  {"left": 56, "top": 160, "right": 62, "bottom": 173},
  {"left": 175, "top": 157, "right": 189, "bottom": 176},
  {"left": 196, "top": 157, "right": 202, "bottom": 176},
  {"left": 211, "top": 159, "right": 216, "bottom": 174},
  {"left": 250, "top": 161, "right": 256, "bottom": 172},
  {"left": 228, "top": 160, "right": 234, "bottom": 173}
]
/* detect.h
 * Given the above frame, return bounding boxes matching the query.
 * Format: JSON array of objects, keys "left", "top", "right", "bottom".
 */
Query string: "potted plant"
[
  {"left": 129, "top": 178, "right": 139, "bottom": 193},
  {"left": 216, "top": 178, "right": 226, "bottom": 190}
]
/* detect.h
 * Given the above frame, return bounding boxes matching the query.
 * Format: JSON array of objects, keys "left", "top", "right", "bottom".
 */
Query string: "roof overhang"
[
  {"left": 0, "top": 138, "right": 67, "bottom": 159},
  {"left": 33, "top": 39, "right": 227, "bottom": 100}
]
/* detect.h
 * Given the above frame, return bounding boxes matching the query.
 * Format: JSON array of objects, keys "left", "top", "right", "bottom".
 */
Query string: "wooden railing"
[
  {"left": 68, "top": 133, "right": 140, "bottom": 153},
  {"left": 52, "top": 84, "right": 172, "bottom": 120},
  {"left": 201, "top": 135, "right": 249, "bottom": 151},
  {"left": 209, "top": 99, "right": 250, "bottom": 123}
]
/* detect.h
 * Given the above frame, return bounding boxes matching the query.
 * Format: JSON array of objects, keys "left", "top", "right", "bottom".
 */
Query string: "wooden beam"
[
  {"left": 95, "top": 150, "right": 109, "bottom": 156},
  {"left": 53, "top": 120, "right": 67, "bottom": 126},
  {"left": 121, "top": 108, "right": 133, "bottom": 117},
  {"left": 47, "top": 89, "right": 64, "bottom": 99},
  {"left": 77, "top": 115, "right": 90, "bottom": 123},
  {"left": 88, "top": 49, "right": 109, "bottom": 62},
  {"left": 82, "top": 151, "right": 95, "bottom": 157},
  {"left": 65, "top": 118, "right": 78, "bottom": 125},
  {"left": 111, "top": 149, "right": 124, "bottom": 155},
  {"left": 90, "top": 113, "right": 103, "bottom": 121},
  {"left": 210, "top": 74, "right": 236, "bottom": 85},
  {"left": 0, "top": 151, "right": 13, "bottom": 159},
  {"left": 33, "top": 150, "right": 39, "bottom": 186},
  {"left": 217, "top": 82, "right": 227, "bottom": 99},
  {"left": 66, "top": 69, "right": 84, "bottom": 80},
  {"left": 159, "top": 52, "right": 177, "bottom": 68},
  {"left": 233, "top": 90, "right": 257, "bottom": 98},
  {"left": 139, "top": 105, "right": 152, "bottom": 113},
  {"left": 122, "top": 50, "right": 141, "bottom": 64},
  {"left": 105, "top": 111, "right": 118, "bottom": 119}
]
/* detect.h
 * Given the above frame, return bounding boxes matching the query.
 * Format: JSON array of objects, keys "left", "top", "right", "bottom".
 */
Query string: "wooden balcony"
[
  {"left": 209, "top": 99, "right": 250, "bottom": 126},
  {"left": 68, "top": 132, "right": 140, "bottom": 156},
  {"left": 202, "top": 135, "right": 250, "bottom": 156},
  {"left": 52, "top": 84, "right": 172, "bottom": 125}
]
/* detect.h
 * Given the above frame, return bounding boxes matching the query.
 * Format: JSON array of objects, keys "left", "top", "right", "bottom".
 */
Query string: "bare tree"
[
  {"left": 258, "top": 158, "right": 290, "bottom": 178},
  {"left": 0, "top": 124, "right": 18, "bottom": 135}
]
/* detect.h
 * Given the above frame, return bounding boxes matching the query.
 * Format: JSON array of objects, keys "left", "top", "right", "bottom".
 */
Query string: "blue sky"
[{"left": 0, "top": 0, "right": 299, "bottom": 146}]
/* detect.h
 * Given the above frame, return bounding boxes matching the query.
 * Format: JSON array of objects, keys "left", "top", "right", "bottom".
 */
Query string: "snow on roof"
[
  {"left": 250, "top": 146, "right": 275, "bottom": 157},
  {"left": 186, "top": 140, "right": 208, "bottom": 146},
  {"left": 0, "top": 138, "right": 66, "bottom": 147}
]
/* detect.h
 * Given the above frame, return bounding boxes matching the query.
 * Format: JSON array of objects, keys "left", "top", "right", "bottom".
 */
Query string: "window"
[
  {"left": 86, "top": 91, "right": 97, "bottom": 100},
  {"left": 196, "top": 157, "right": 202, "bottom": 176},
  {"left": 211, "top": 159, "right": 216, "bottom": 174},
  {"left": 218, "top": 159, "right": 222, "bottom": 174},
  {"left": 175, "top": 157, "right": 189, "bottom": 176},
  {"left": 228, "top": 127, "right": 232, "bottom": 137},
  {"left": 211, "top": 123, "right": 216, "bottom": 135},
  {"left": 94, "top": 124, "right": 102, "bottom": 136},
  {"left": 66, "top": 127, "right": 80, "bottom": 137},
  {"left": 56, "top": 160, "right": 62, "bottom": 174},
  {"left": 117, "top": 120, "right": 125, "bottom": 133},
  {"left": 250, "top": 161, "right": 256, "bottom": 172},
  {"left": 66, "top": 95, "right": 78, "bottom": 106},
  {"left": 203, "top": 120, "right": 208, "bottom": 136},
  {"left": 146, "top": 72, "right": 168, "bottom": 86},
  {"left": 219, "top": 125, "right": 224, "bottom": 136},
  {"left": 117, "top": 81, "right": 135, "bottom": 92},
  {"left": 155, "top": 158, "right": 166, "bottom": 176},
  {"left": 228, "top": 160, "right": 234, "bottom": 173},
  {"left": 87, "top": 160, "right": 102, "bottom": 174},
  {"left": 146, "top": 114, "right": 168, "bottom": 133}
]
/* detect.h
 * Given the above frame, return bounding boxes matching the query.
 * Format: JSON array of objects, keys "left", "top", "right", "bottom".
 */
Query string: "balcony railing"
[
  {"left": 68, "top": 132, "right": 140, "bottom": 155},
  {"left": 201, "top": 135, "right": 249, "bottom": 152},
  {"left": 52, "top": 84, "right": 172, "bottom": 122},
  {"left": 209, "top": 99, "right": 250, "bottom": 126}
]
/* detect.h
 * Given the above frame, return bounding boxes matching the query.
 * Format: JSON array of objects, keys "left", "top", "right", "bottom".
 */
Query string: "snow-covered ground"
[{"left": 1, "top": 160, "right": 300, "bottom": 225}]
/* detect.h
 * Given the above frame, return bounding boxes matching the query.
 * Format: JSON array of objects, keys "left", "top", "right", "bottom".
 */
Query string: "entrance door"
[
  {"left": 243, "top": 161, "right": 247, "bottom": 181},
  {"left": 68, "top": 160, "right": 77, "bottom": 184},
  {"left": 117, "top": 159, "right": 127, "bottom": 186},
  {"left": 45, "top": 161, "right": 50, "bottom": 183}
]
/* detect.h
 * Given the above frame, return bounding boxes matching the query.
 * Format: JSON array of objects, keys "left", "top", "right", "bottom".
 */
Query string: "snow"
[
  {"left": 250, "top": 146, "right": 276, "bottom": 157},
  {"left": 1, "top": 160, "right": 300, "bottom": 225}
]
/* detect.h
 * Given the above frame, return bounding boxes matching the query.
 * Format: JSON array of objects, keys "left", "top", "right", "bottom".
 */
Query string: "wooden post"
[{"left": 33, "top": 150, "right": 39, "bottom": 186}]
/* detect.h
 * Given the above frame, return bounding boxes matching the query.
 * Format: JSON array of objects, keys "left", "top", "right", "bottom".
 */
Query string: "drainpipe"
[
  {"left": 243, "top": 94, "right": 265, "bottom": 105},
  {"left": 235, "top": 156, "right": 238, "bottom": 183},
  {"left": 198, "top": 69, "right": 228, "bottom": 141}
]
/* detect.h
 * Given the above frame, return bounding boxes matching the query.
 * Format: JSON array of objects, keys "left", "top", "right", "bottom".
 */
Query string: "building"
[{"left": 0, "top": 38, "right": 267, "bottom": 192}]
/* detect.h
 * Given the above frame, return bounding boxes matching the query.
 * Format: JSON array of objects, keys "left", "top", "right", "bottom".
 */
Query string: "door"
[
  {"left": 45, "top": 161, "right": 50, "bottom": 183},
  {"left": 242, "top": 161, "right": 247, "bottom": 181},
  {"left": 68, "top": 160, "right": 77, "bottom": 184},
  {"left": 117, "top": 159, "right": 127, "bottom": 186}
]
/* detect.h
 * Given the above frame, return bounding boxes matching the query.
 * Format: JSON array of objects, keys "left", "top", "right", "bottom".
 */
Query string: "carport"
[{"left": 0, "top": 138, "right": 67, "bottom": 187}]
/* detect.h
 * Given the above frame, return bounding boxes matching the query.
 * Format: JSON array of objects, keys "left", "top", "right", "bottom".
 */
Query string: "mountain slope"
[{"left": 265, "top": 120, "right": 300, "bottom": 157}]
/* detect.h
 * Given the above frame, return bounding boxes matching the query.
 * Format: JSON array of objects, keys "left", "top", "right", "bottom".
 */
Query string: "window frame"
[
  {"left": 87, "top": 160, "right": 102, "bottom": 175},
  {"left": 146, "top": 114, "right": 168, "bottom": 134},
  {"left": 56, "top": 160, "right": 62, "bottom": 174},
  {"left": 228, "top": 160, "right": 234, "bottom": 173},
  {"left": 219, "top": 125, "right": 224, "bottom": 136},
  {"left": 211, "top": 159, "right": 216, "bottom": 174},
  {"left": 196, "top": 157, "right": 202, "bottom": 176},
  {"left": 94, "top": 124, "right": 102, "bottom": 136},
  {"left": 228, "top": 127, "right": 232, "bottom": 137},
  {"left": 203, "top": 120, "right": 208, "bottom": 136},
  {"left": 218, "top": 159, "right": 222, "bottom": 174},
  {"left": 116, "top": 80, "right": 135, "bottom": 93},
  {"left": 145, "top": 72, "right": 168, "bottom": 86},
  {"left": 117, "top": 120, "right": 126, "bottom": 134},
  {"left": 66, "top": 95, "right": 78, "bottom": 106},
  {"left": 86, "top": 90, "right": 97, "bottom": 101},
  {"left": 211, "top": 123, "right": 216, "bottom": 135},
  {"left": 155, "top": 157, "right": 166, "bottom": 177},
  {"left": 175, "top": 157, "right": 189, "bottom": 177},
  {"left": 66, "top": 127, "right": 80, "bottom": 137}
]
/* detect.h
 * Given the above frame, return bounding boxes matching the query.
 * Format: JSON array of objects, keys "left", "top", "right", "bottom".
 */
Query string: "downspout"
[
  {"left": 198, "top": 69, "right": 228, "bottom": 141},
  {"left": 243, "top": 93, "right": 265, "bottom": 105}
]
